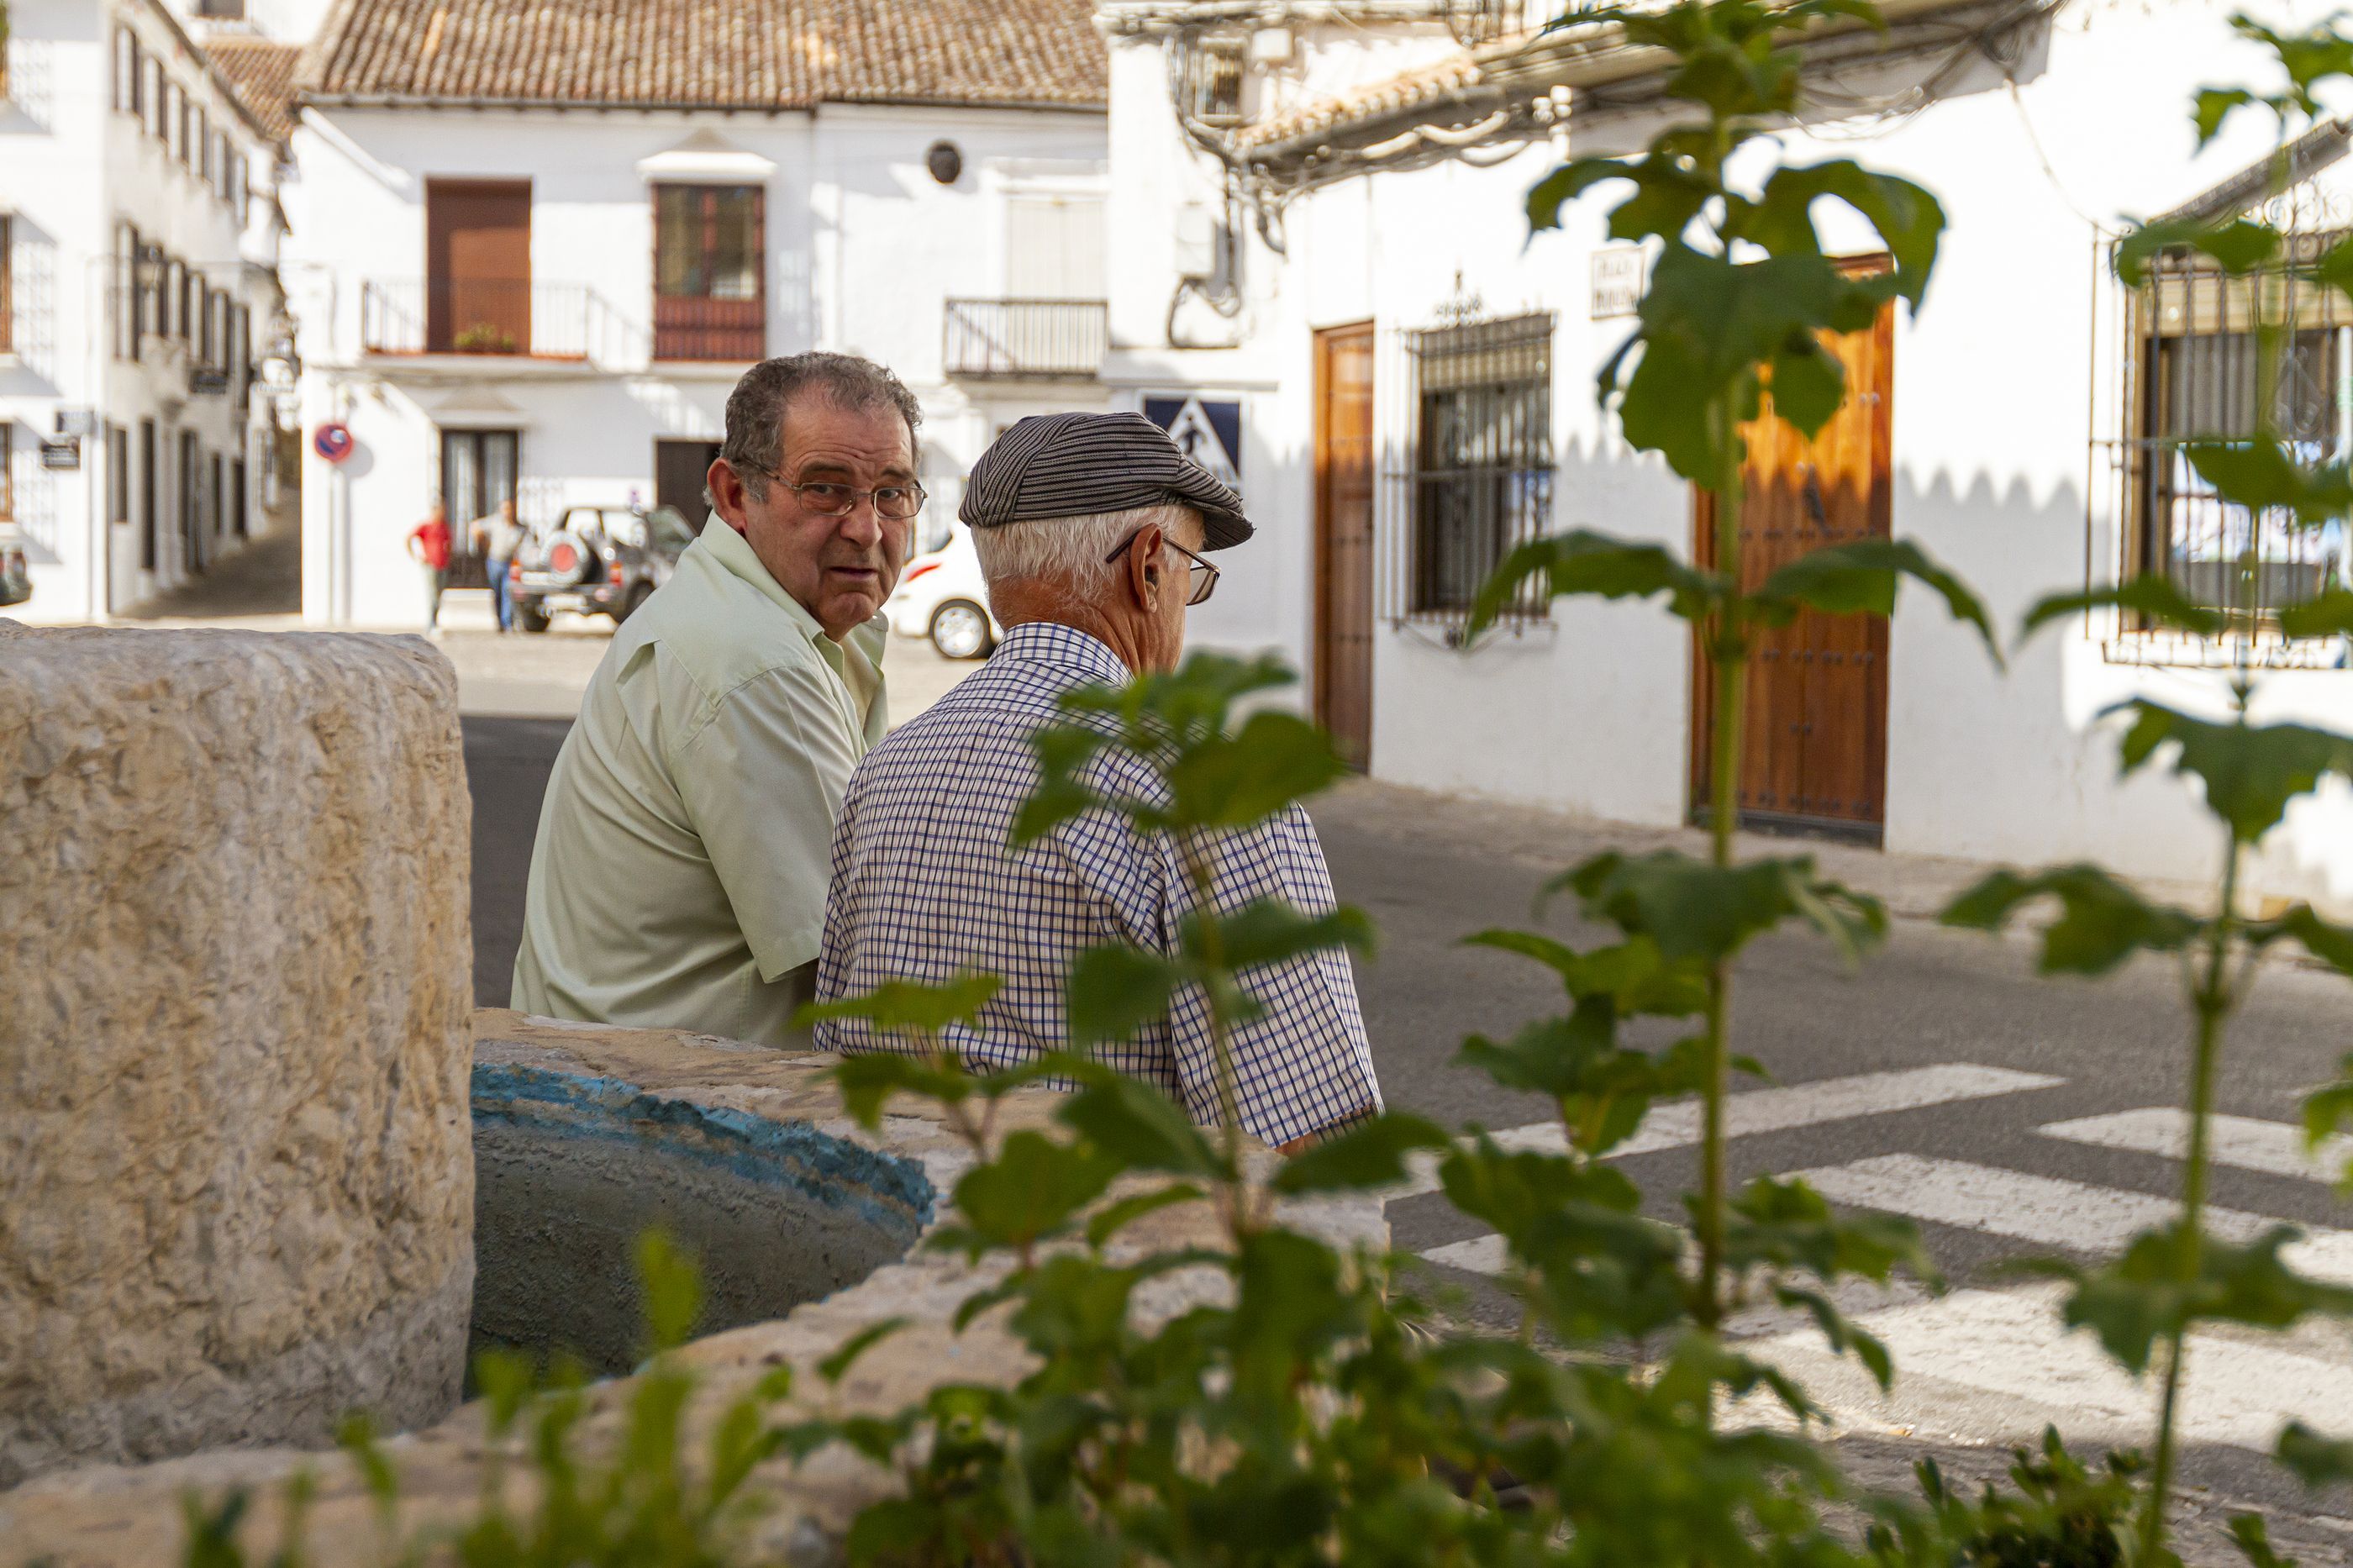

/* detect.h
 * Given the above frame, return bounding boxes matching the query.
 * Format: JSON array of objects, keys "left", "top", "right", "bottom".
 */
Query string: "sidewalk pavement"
[{"left": 1315, "top": 776, "right": 2216, "bottom": 927}]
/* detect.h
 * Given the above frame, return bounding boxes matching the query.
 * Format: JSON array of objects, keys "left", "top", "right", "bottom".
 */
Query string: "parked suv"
[{"left": 508, "top": 504, "right": 697, "bottom": 632}]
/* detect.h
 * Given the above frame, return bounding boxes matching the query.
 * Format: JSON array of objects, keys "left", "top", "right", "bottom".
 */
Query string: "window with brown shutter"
[{"left": 651, "top": 184, "right": 765, "bottom": 362}]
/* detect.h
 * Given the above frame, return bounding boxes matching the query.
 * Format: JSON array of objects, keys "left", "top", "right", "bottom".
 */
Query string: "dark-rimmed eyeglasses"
[
  {"left": 752, "top": 470, "right": 928, "bottom": 521},
  {"left": 1106, "top": 529, "right": 1219, "bottom": 606}
]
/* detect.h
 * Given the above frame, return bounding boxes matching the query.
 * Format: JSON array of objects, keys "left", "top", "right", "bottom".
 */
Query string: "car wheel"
[
  {"left": 616, "top": 581, "right": 653, "bottom": 623},
  {"left": 929, "top": 600, "right": 993, "bottom": 660},
  {"left": 515, "top": 604, "right": 552, "bottom": 634}
]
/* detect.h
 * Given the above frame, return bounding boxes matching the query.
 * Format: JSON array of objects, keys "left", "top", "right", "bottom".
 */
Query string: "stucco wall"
[
  {"left": 0, "top": 624, "right": 476, "bottom": 1487},
  {"left": 1102, "top": 1, "right": 2353, "bottom": 909},
  {"left": 284, "top": 102, "right": 1108, "bottom": 629},
  {"left": 3, "top": 0, "right": 280, "bottom": 621}
]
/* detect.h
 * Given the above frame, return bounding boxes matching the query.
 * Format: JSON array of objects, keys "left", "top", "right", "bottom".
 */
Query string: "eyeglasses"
[
  {"left": 1106, "top": 529, "right": 1219, "bottom": 606},
  {"left": 762, "top": 474, "right": 929, "bottom": 521}
]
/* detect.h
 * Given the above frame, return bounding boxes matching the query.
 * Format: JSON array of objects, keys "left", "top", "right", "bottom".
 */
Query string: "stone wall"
[
  {"left": 0, "top": 1013, "right": 1387, "bottom": 1564},
  {"left": 0, "top": 625, "right": 476, "bottom": 1488}
]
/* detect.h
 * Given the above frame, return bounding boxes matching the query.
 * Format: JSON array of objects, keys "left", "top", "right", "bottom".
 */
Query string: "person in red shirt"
[{"left": 407, "top": 499, "right": 454, "bottom": 631}]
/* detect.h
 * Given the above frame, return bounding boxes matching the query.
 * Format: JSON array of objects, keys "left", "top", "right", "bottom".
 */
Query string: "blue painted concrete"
[{"left": 470, "top": 1061, "right": 934, "bottom": 1236}]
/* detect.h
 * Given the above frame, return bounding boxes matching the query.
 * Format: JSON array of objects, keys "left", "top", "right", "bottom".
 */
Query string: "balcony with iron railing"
[
  {"left": 943, "top": 298, "right": 1108, "bottom": 381},
  {"left": 652, "top": 292, "right": 765, "bottom": 364},
  {"left": 361, "top": 278, "right": 619, "bottom": 364}
]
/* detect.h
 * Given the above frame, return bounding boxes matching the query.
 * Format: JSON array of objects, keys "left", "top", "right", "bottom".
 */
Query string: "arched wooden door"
[{"left": 1690, "top": 260, "right": 1894, "bottom": 839}]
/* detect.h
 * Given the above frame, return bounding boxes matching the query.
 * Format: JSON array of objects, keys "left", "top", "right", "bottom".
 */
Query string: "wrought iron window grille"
[
  {"left": 2098, "top": 214, "right": 2353, "bottom": 666},
  {"left": 1380, "top": 298, "right": 1556, "bottom": 638}
]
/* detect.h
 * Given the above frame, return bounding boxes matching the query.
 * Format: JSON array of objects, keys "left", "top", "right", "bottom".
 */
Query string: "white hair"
[{"left": 971, "top": 502, "right": 1203, "bottom": 597}]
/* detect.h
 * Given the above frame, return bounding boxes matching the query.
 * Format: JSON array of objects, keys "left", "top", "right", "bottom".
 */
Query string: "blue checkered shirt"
[{"left": 814, "top": 623, "right": 1383, "bottom": 1149}]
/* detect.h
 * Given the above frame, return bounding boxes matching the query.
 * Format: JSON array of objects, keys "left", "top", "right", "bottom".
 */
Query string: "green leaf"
[
  {"left": 1056, "top": 1066, "right": 1230, "bottom": 1180},
  {"left": 2113, "top": 214, "right": 2279, "bottom": 286},
  {"left": 2228, "top": 1513, "right": 2299, "bottom": 1568},
  {"left": 2245, "top": 904, "right": 2353, "bottom": 979},
  {"left": 1011, "top": 722, "right": 1114, "bottom": 846},
  {"left": 2020, "top": 576, "right": 2227, "bottom": 639},
  {"left": 1750, "top": 538, "right": 2002, "bottom": 666},
  {"left": 1468, "top": 528, "right": 1727, "bottom": 635},
  {"left": 948, "top": 1131, "right": 1123, "bottom": 1255},
  {"left": 2277, "top": 1420, "right": 2353, "bottom": 1487},
  {"left": 2112, "top": 700, "right": 2353, "bottom": 845},
  {"left": 1063, "top": 942, "right": 1184, "bottom": 1050},
  {"left": 827, "top": 1053, "right": 982, "bottom": 1129},
  {"left": 2279, "top": 588, "right": 2353, "bottom": 639},
  {"left": 2192, "top": 86, "right": 2260, "bottom": 150},
  {"left": 1725, "top": 1174, "right": 1941, "bottom": 1293},
  {"left": 1187, "top": 899, "right": 1374, "bottom": 971},
  {"left": 2182, "top": 443, "right": 2353, "bottom": 525},
  {"left": 1940, "top": 864, "right": 2202, "bottom": 976},
  {"left": 2303, "top": 1056, "right": 2353, "bottom": 1194},
  {"left": 1082, "top": 1181, "right": 1205, "bottom": 1249},
  {"left": 1165, "top": 710, "right": 1349, "bottom": 829},
  {"left": 1729, "top": 160, "right": 1946, "bottom": 307},
  {"left": 1772, "top": 1283, "right": 1895, "bottom": 1389},
  {"left": 796, "top": 972, "right": 1001, "bottom": 1034},
  {"left": 1271, "top": 1113, "right": 1451, "bottom": 1193},
  {"left": 2037, "top": 1223, "right": 2353, "bottom": 1373},
  {"left": 634, "top": 1229, "right": 704, "bottom": 1355},
  {"left": 1560, "top": 850, "right": 1887, "bottom": 966},
  {"left": 1528, "top": 154, "right": 1710, "bottom": 241}
]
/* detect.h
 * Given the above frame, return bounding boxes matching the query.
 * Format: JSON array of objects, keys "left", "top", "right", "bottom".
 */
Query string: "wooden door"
[
  {"left": 426, "top": 179, "right": 531, "bottom": 354},
  {"left": 1691, "top": 261, "right": 1893, "bottom": 837},
  {"left": 1315, "top": 323, "right": 1377, "bottom": 769},
  {"left": 655, "top": 439, "right": 722, "bottom": 526}
]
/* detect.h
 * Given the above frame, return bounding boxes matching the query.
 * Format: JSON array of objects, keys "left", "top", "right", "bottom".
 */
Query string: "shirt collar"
[
  {"left": 693, "top": 513, "right": 889, "bottom": 657},
  {"left": 995, "top": 622, "right": 1132, "bottom": 686}
]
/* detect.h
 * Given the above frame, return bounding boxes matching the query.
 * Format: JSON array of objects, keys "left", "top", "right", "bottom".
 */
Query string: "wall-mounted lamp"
[{"left": 925, "top": 140, "right": 962, "bottom": 186}]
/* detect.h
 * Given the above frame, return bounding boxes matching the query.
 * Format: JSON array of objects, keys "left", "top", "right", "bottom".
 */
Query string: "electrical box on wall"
[{"left": 1173, "top": 204, "right": 1223, "bottom": 282}]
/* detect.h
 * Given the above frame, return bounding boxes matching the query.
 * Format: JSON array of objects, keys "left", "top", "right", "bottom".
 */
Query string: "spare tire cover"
[{"left": 540, "top": 530, "right": 592, "bottom": 587}]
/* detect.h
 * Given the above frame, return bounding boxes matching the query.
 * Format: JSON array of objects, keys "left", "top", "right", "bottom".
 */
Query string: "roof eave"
[{"left": 1236, "top": 0, "right": 2029, "bottom": 171}]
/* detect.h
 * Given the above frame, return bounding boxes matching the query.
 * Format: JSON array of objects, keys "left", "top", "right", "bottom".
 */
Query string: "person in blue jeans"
[{"left": 472, "top": 498, "right": 525, "bottom": 632}]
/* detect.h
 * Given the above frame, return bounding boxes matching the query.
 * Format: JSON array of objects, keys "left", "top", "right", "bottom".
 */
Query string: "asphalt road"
[{"left": 464, "top": 712, "right": 2353, "bottom": 1513}]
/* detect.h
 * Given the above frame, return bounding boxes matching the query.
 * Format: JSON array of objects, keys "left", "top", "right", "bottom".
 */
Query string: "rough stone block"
[{"left": 0, "top": 624, "right": 476, "bottom": 1488}]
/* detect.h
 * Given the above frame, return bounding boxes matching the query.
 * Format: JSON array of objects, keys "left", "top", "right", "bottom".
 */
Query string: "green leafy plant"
[
  {"left": 454, "top": 322, "right": 521, "bottom": 355},
  {"left": 1940, "top": 18, "right": 2353, "bottom": 1565},
  {"left": 177, "top": 1234, "right": 803, "bottom": 1568},
  {"left": 1483, "top": 0, "right": 1993, "bottom": 1346}
]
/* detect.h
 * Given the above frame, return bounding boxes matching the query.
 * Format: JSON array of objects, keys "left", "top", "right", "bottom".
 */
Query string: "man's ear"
[
  {"left": 707, "top": 459, "right": 752, "bottom": 534},
  {"left": 1124, "top": 523, "right": 1164, "bottom": 609}
]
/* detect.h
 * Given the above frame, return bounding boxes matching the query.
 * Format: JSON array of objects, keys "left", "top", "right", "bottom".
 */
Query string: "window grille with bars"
[
  {"left": 1388, "top": 310, "right": 1555, "bottom": 623},
  {"left": 2117, "top": 230, "right": 2353, "bottom": 636}
]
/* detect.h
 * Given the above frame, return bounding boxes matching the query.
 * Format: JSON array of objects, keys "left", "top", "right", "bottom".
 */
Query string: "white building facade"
[
  {"left": 1099, "top": 0, "right": 2353, "bottom": 913},
  {"left": 1, "top": 0, "right": 292, "bottom": 619},
  {"left": 282, "top": 0, "right": 1113, "bottom": 630}
]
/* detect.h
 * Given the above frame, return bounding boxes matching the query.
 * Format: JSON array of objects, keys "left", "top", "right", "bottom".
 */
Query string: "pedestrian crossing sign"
[{"left": 1143, "top": 395, "right": 1242, "bottom": 494}]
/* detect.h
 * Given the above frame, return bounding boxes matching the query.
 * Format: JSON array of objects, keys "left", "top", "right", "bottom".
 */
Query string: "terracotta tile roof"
[
  {"left": 206, "top": 36, "right": 304, "bottom": 145},
  {"left": 1232, "top": 50, "right": 1485, "bottom": 151},
  {"left": 299, "top": 0, "right": 1107, "bottom": 111}
]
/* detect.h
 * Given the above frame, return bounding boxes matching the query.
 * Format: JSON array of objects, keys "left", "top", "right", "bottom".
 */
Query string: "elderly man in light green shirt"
[{"left": 512, "top": 353, "right": 925, "bottom": 1043}]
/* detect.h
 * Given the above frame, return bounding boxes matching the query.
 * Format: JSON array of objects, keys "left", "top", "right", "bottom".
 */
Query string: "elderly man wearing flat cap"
[{"left": 813, "top": 412, "right": 1383, "bottom": 1151}]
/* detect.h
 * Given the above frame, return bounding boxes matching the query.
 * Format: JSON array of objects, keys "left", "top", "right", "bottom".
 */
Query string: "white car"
[{"left": 886, "top": 524, "right": 1001, "bottom": 659}]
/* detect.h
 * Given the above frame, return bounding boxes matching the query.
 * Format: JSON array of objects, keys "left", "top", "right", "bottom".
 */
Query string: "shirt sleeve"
[
  {"left": 1154, "top": 805, "right": 1386, "bottom": 1150},
  {"left": 673, "top": 663, "right": 863, "bottom": 982}
]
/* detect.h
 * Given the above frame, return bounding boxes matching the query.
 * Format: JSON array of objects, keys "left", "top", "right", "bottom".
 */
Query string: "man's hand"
[{"left": 1276, "top": 1106, "right": 1378, "bottom": 1155}]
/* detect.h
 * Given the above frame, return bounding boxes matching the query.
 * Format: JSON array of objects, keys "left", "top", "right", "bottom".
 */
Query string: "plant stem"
[
  {"left": 2135, "top": 820, "right": 2242, "bottom": 1568},
  {"left": 1181, "top": 831, "right": 1250, "bottom": 1238},
  {"left": 1696, "top": 388, "right": 1750, "bottom": 1334}
]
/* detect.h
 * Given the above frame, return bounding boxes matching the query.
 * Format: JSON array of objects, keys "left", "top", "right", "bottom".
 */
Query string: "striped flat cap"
[{"left": 959, "top": 411, "right": 1254, "bottom": 550}]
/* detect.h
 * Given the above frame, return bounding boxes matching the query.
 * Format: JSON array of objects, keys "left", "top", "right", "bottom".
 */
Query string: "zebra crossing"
[{"left": 1397, "top": 1063, "right": 2353, "bottom": 1453}]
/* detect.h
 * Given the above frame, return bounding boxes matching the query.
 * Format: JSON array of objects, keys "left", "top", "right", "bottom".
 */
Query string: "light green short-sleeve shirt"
[{"left": 510, "top": 518, "right": 887, "bottom": 1044}]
